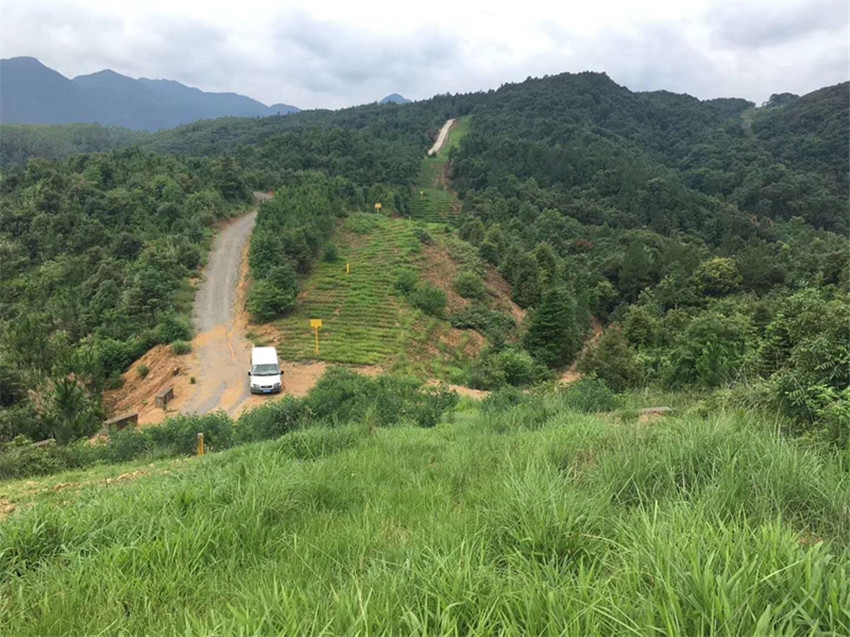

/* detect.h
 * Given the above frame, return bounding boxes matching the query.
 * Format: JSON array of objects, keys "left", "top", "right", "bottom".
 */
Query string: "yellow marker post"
[
  {"left": 197, "top": 432, "right": 204, "bottom": 456},
  {"left": 310, "top": 319, "right": 323, "bottom": 354},
  {"left": 420, "top": 190, "right": 425, "bottom": 199},
  {"left": 345, "top": 262, "right": 350, "bottom": 275},
  {"left": 374, "top": 202, "right": 382, "bottom": 212}
]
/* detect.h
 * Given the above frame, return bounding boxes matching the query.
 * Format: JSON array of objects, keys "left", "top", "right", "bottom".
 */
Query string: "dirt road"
[
  {"left": 428, "top": 119, "right": 456, "bottom": 156},
  {"left": 182, "top": 211, "right": 257, "bottom": 416}
]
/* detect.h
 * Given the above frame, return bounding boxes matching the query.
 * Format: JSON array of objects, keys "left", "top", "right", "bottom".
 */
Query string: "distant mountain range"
[
  {"left": 379, "top": 93, "right": 411, "bottom": 105},
  {"left": 0, "top": 57, "right": 300, "bottom": 130}
]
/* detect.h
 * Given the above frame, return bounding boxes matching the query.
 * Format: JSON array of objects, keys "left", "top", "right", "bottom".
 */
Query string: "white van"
[{"left": 248, "top": 347, "right": 283, "bottom": 394}]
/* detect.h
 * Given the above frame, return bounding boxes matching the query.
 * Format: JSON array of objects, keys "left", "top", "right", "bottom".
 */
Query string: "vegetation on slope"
[
  {"left": 0, "top": 150, "right": 252, "bottom": 443},
  {"left": 0, "top": 368, "right": 457, "bottom": 481},
  {"left": 446, "top": 73, "right": 849, "bottom": 444},
  {"left": 0, "top": 384, "right": 847, "bottom": 635},
  {"left": 0, "top": 123, "right": 145, "bottom": 168},
  {"left": 252, "top": 212, "right": 518, "bottom": 382},
  {"left": 2, "top": 68, "right": 847, "bottom": 455}
]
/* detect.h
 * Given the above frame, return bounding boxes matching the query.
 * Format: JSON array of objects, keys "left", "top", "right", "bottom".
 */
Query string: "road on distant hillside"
[
  {"left": 428, "top": 119, "right": 456, "bottom": 156},
  {"left": 182, "top": 211, "right": 257, "bottom": 416}
]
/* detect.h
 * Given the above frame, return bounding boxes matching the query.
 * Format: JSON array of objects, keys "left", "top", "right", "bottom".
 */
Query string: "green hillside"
[
  {"left": 260, "top": 213, "right": 489, "bottom": 380},
  {"left": 268, "top": 214, "right": 419, "bottom": 365},
  {"left": 1, "top": 392, "right": 848, "bottom": 635}
]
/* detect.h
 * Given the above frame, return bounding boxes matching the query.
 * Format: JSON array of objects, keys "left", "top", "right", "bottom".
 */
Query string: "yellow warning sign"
[
  {"left": 310, "top": 319, "right": 323, "bottom": 354},
  {"left": 374, "top": 202, "right": 382, "bottom": 211}
]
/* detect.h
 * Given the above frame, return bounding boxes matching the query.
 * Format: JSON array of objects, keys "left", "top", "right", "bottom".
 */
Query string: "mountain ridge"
[{"left": 0, "top": 56, "right": 300, "bottom": 130}]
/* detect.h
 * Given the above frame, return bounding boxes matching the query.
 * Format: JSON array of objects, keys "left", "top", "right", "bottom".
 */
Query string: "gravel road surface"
[{"left": 182, "top": 211, "right": 257, "bottom": 416}]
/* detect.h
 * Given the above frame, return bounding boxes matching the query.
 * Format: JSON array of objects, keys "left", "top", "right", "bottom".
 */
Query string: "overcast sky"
[{"left": 1, "top": 0, "right": 847, "bottom": 109}]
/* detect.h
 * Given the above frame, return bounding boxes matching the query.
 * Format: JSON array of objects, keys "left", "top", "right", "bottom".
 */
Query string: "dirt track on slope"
[
  {"left": 428, "top": 119, "right": 456, "bottom": 156},
  {"left": 179, "top": 211, "right": 257, "bottom": 416}
]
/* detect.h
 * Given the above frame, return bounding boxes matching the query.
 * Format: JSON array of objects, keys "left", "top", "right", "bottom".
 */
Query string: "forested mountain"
[
  {"left": 0, "top": 57, "right": 299, "bottom": 130},
  {"left": 1, "top": 69, "right": 847, "bottom": 449}
]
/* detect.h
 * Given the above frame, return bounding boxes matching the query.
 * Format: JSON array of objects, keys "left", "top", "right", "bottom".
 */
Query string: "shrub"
[
  {"left": 0, "top": 403, "right": 42, "bottom": 444},
  {"left": 453, "top": 270, "right": 487, "bottom": 300},
  {"left": 266, "top": 263, "right": 299, "bottom": 294},
  {"left": 413, "top": 226, "right": 433, "bottom": 245},
  {"left": 236, "top": 397, "right": 310, "bottom": 443},
  {"left": 622, "top": 304, "right": 663, "bottom": 348},
  {"left": 450, "top": 306, "right": 516, "bottom": 344},
  {"left": 347, "top": 214, "right": 379, "bottom": 234},
  {"left": 481, "top": 386, "right": 525, "bottom": 413},
  {"left": 559, "top": 376, "right": 620, "bottom": 413},
  {"left": 498, "top": 349, "right": 547, "bottom": 387},
  {"left": 412, "top": 385, "right": 459, "bottom": 428},
  {"left": 155, "top": 313, "right": 193, "bottom": 344},
  {"left": 394, "top": 269, "right": 419, "bottom": 296},
  {"left": 669, "top": 311, "right": 753, "bottom": 388},
  {"left": 305, "top": 368, "right": 457, "bottom": 428},
  {"left": 147, "top": 412, "right": 234, "bottom": 455},
  {"left": 137, "top": 365, "right": 150, "bottom": 379},
  {"left": 306, "top": 368, "right": 375, "bottom": 425},
  {"left": 0, "top": 437, "right": 98, "bottom": 480},
  {"left": 247, "top": 279, "right": 297, "bottom": 322},
  {"left": 105, "top": 427, "right": 154, "bottom": 463},
  {"left": 409, "top": 285, "right": 447, "bottom": 318},
  {"left": 323, "top": 243, "right": 339, "bottom": 262},
  {"left": 467, "top": 352, "right": 507, "bottom": 389},
  {"left": 577, "top": 327, "right": 643, "bottom": 392},
  {"left": 468, "top": 348, "right": 547, "bottom": 389},
  {"left": 95, "top": 338, "right": 136, "bottom": 377},
  {"left": 758, "top": 290, "right": 850, "bottom": 428},
  {"left": 170, "top": 340, "right": 192, "bottom": 356}
]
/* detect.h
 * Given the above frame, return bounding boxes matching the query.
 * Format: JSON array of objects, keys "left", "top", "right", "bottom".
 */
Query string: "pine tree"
[{"left": 524, "top": 286, "right": 584, "bottom": 368}]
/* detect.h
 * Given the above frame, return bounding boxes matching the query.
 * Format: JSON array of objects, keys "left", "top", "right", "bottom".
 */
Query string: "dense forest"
[
  {"left": 1, "top": 71, "right": 847, "bottom": 449},
  {"left": 448, "top": 73, "right": 849, "bottom": 444}
]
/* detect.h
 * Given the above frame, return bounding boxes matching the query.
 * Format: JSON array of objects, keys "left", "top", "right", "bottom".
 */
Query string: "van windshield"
[{"left": 252, "top": 364, "right": 279, "bottom": 376}]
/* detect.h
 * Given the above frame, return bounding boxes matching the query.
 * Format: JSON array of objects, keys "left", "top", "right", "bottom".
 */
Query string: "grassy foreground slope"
[{"left": 1, "top": 403, "right": 848, "bottom": 635}]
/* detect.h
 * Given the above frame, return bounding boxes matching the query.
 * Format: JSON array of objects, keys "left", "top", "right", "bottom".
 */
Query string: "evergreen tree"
[
  {"left": 533, "top": 242, "right": 559, "bottom": 285},
  {"left": 511, "top": 253, "right": 543, "bottom": 308},
  {"left": 524, "top": 286, "right": 584, "bottom": 368}
]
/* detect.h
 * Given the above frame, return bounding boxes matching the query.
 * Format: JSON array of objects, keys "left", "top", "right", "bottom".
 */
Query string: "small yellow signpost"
[
  {"left": 345, "top": 262, "right": 350, "bottom": 275},
  {"left": 310, "top": 319, "right": 323, "bottom": 354},
  {"left": 374, "top": 202, "right": 382, "bottom": 212},
  {"left": 420, "top": 190, "right": 425, "bottom": 199},
  {"left": 197, "top": 432, "right": 204, "bottom": 456}
]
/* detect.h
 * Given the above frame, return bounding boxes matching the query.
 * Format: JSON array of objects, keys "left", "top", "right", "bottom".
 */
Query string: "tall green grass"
[{"left": 1, "top": 399, "right": 847, "bottom": 635}]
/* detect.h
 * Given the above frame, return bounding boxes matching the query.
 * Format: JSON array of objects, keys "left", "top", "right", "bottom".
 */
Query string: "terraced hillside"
[
  {"left": 258, "top": 213, "right": 487, "bottom": 379},
  {"left": 409, "top": 117, "right": 471, "bottom": 223}
]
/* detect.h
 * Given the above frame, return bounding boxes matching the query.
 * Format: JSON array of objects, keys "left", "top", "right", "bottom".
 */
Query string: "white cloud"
[{"left": 1, "top": 0, "right": 847, "bottom": 108}]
